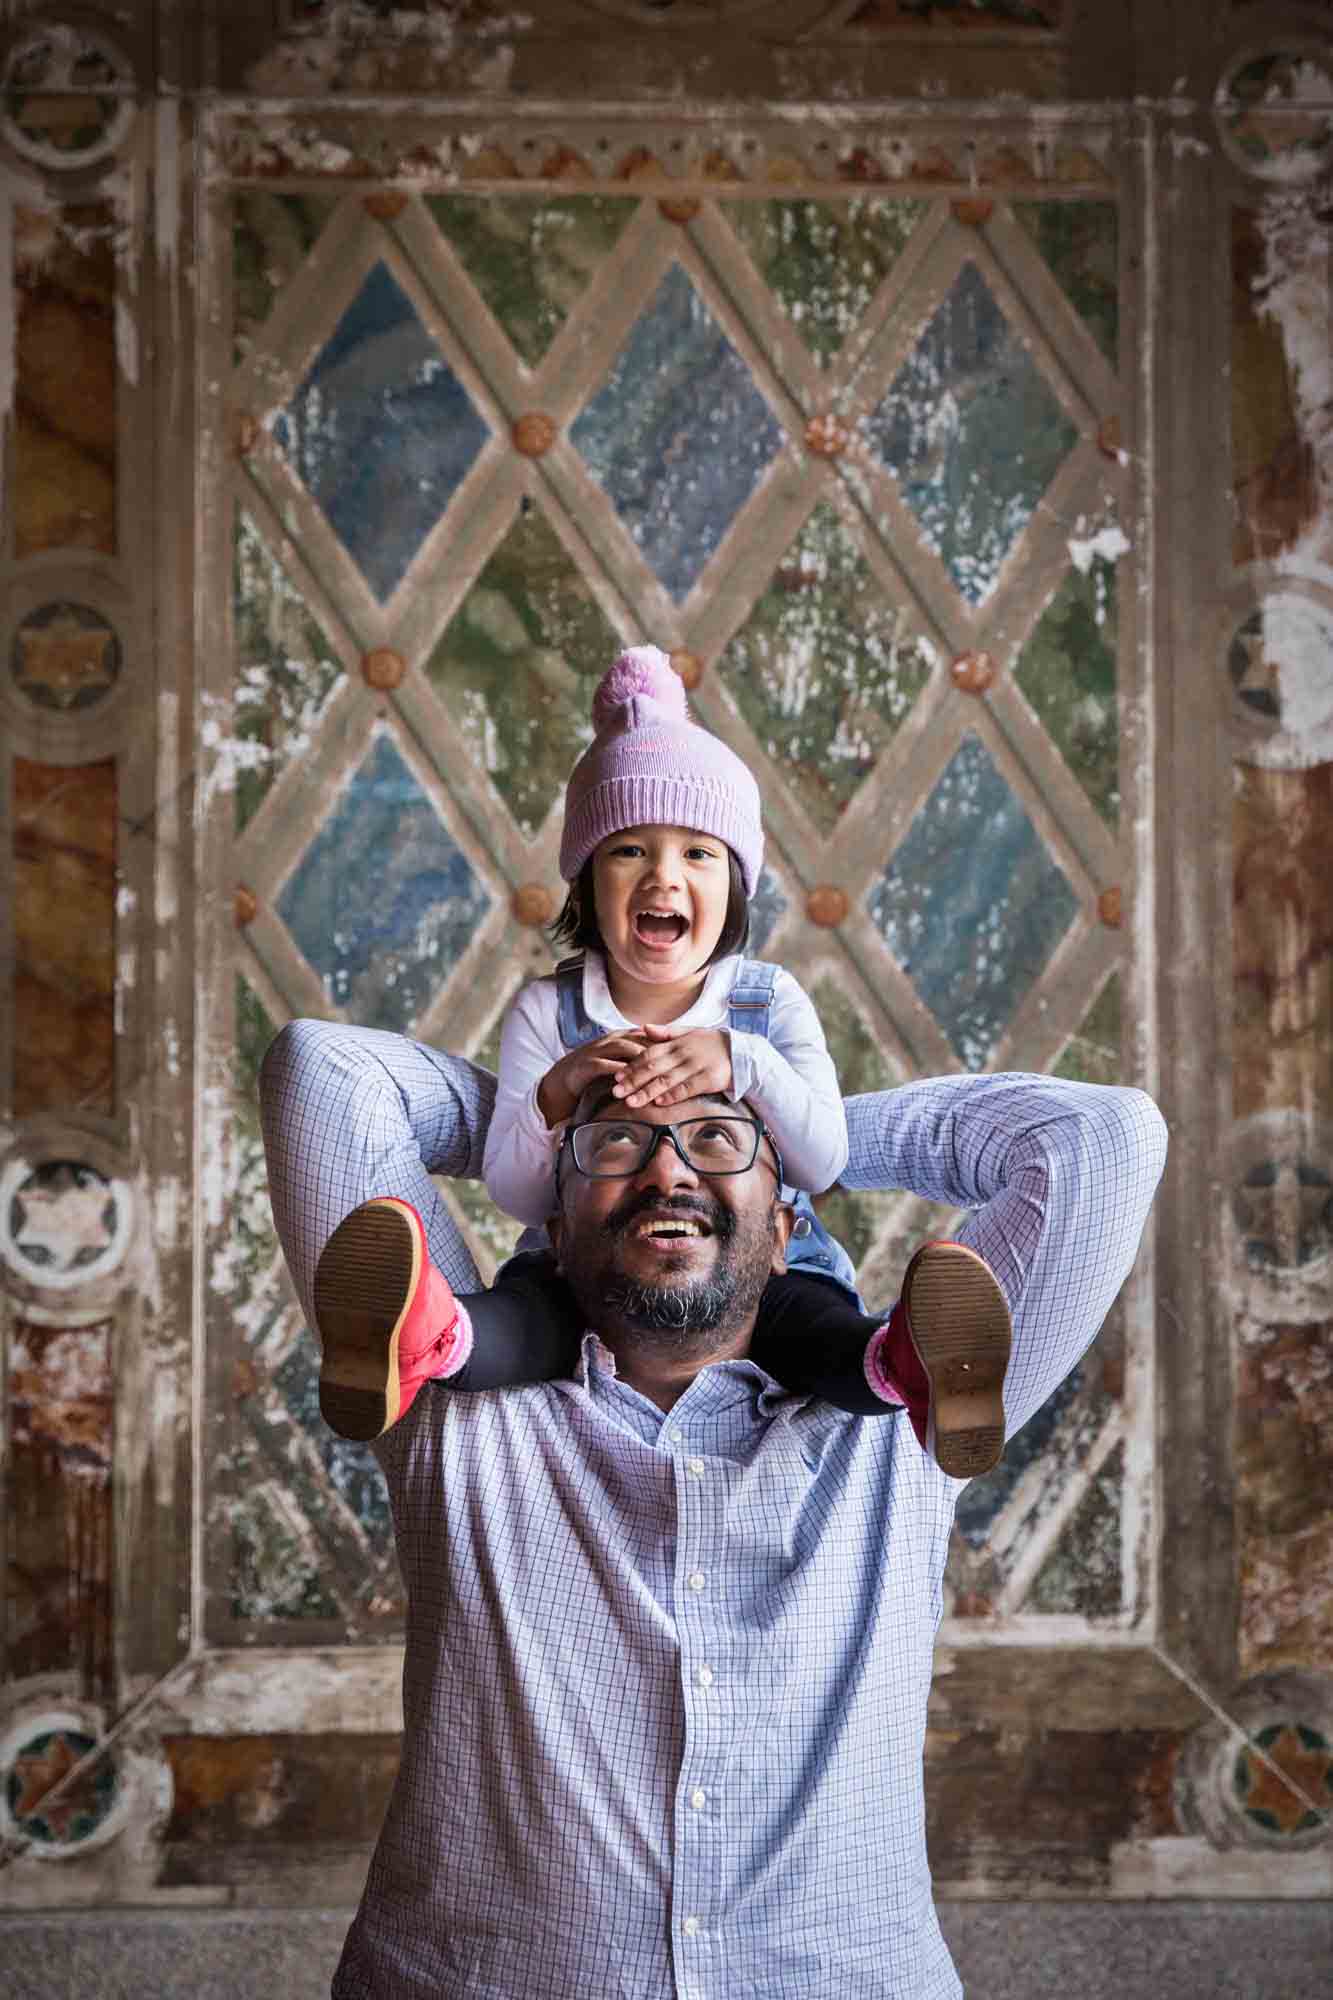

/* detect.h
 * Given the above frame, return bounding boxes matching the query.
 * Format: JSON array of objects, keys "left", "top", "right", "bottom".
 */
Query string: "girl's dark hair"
[{"left": 548, "top": 846, "right": 751, "bottom": 965}]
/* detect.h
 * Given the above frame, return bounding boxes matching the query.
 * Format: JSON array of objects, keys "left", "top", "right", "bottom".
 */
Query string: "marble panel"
[
  {"left": 424, "top": 503, "right": 618, "bottom": 836},
  {"left": 12, "top": 202, "right": 116, "bottom": 557},
  {"left": 13, "top": 758, "right": 116, "bottom": 1117},
  {"left": 6, "top": 1320, "right": 113, "bottom": 1695},
  {"left": 1013, "top": 556, "right": 1119, "bottom": 824},
  {"left": 1231, "top": 205, "right": 1320, "bottom": 569},
  {"left": 1233, "top": 763, "right": 1333, "bottom": 1122},
  {"left": 718, "top": 501, "right": 935, "bottom": 833},
  {"left": 1011, "top": 200, "right": 1118, "bottom": 365},
  {"left": 232, "top": 510, "right": 345, "bottom": 833},
  {"left": 1237, "top": 1322, "right": 1333, "bottom": 1673},
  {"left": 924, "top": 1726, "right": 1176, "bottom": 1896},
  {"left": 864, "top": 261, "right": 1077, "bottom": 605},
  {"left": 868, "top": 731, "right": 1079, "bottom": 1070},
  {"left": 426, "top": 193, "right": 637, "bottom": 366},
  {"left": 571, "top": 262, "right": 784, "bottom": 602},
  {"left": 724, "top": 197, "right": 923, "bottom": 366},
  {"left": 164, "top": 1735, "right": 400, "bottom": 1847},
  {"left": 273, "top": 259, "right": 490, "bottom": 603},
  {"left": 277, "top": 732, "right": 491, "bottom": 1032}
]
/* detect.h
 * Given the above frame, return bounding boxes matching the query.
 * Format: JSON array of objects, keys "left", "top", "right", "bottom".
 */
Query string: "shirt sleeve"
[
  {"left": 843, "top": 1072, "right": 1168, "bottom": 1442},
  {"left": 482, "top": 982, "right": 566, "bottom": 1228},
  {"left": 727, "top": 967, "right": 849, "bottom": 1195}
]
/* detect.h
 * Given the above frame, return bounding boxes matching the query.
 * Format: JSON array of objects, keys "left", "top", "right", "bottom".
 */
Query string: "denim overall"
[{"left": 554, "top": 955, "right": 860, "bottom": 1302}]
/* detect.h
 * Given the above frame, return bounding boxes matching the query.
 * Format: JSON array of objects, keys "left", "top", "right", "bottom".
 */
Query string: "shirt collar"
[{"left": 583, "top": 950, "right": 741, "bottom": 1029}]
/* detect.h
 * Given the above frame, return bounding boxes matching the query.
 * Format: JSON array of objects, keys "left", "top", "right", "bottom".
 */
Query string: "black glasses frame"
[{"left": 556, "top": 1114, "right": 784, "bottom": 1190}]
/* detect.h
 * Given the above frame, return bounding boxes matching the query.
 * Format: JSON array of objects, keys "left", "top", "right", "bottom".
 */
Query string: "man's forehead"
[{"left": 574, "top": 1082, "right": 742, "bottom": 1124}]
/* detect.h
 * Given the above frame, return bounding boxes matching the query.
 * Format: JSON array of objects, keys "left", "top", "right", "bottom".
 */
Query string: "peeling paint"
[
  {"left": 243, "top": 2, "right": 528, "bottom": 98},
  {"left": 1068, "top": 522, "right": 1131, "bottom": 574},
  {"left": 1247, "top": 189, "right": 1333, "bottom": 768}
]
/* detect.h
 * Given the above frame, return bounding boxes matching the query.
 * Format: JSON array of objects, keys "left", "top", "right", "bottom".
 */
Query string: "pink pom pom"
[{"left": 592, "top": 645, "right": 686, "bottom": 731}]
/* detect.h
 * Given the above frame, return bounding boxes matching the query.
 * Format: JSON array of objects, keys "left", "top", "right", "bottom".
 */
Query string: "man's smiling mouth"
[{"left": 633, "top": 1217, "right": 710, "bottom": 1239}]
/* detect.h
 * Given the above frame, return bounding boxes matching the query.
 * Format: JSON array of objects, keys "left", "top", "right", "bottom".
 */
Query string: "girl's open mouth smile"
[{"left": 633, "top": 910, "right": 689, "bottom": 946}]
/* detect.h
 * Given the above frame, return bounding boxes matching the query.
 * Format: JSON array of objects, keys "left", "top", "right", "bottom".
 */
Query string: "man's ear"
[{"left": 769, "top": 1199, "right": 795, "bottom": 1276}]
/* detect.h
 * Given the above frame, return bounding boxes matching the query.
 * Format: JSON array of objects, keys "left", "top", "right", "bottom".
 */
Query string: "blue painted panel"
[
  {"left": 748, "top": 866, "right": 789, "bottom": 957},
  {"left": 868, "top": 731, "right": 1078, "bottom": 1069},
  {"left": 571, "top": 263, "right": 783, "bottom": 601},
  {"left": 278, "top": 731, "right": 491, "bottom": 1031},
  {"left": 273, "top": 260, "right": 489, "bottom": 602},
  {"left": 864, "top": 262, "right": 1076, "bottom": 604}
]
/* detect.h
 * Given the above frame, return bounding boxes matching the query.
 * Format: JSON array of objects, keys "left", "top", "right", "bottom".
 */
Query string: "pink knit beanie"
[{"left": 560, "top": 646, "right": 764, "bottom": 896}]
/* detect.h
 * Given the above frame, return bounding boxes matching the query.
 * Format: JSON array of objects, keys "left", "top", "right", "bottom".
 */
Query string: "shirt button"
[
  {"left": 687, "top": 1571, "right": 706, "bottom": 1592},
  {"left": 669, "top": 1425, "right": 684, "bottom": 1443},
  {"left": 683, "top": 1915, "right": 701, "bottom": 1938},
  {"left": 686, "top": 1456, "right": 706, "bottom": 1478},
  {"left": 695, "top": 1664, "right": 715, "bottom": 1688},
  {"left": 690, "top": 1787, "right": 707, "bottom": 1810}
]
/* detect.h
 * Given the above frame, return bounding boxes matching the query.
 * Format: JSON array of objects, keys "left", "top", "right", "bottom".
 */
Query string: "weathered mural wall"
[{"left": 0, "top": 0, "right": 1329, "bottom": 1906}]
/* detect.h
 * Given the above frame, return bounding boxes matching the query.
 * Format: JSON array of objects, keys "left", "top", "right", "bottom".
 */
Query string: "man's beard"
[
  {"left": 569, "top": 1189, "right": 775, "bottom": 1358},
  {"left": 602, "top": 1271, "right": 739, "bottom": 1350}
]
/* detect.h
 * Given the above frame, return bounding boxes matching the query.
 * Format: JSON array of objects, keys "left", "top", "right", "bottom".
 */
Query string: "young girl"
[{"left": 312, "top": 647, "right": 1011, "bottom": 1478}]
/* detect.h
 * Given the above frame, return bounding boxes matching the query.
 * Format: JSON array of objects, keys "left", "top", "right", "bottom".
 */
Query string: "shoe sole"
[
  {"left": 903, "top": 1241, "right": 1011, "bottom": 1480},
  {"left": 313, "top": 1198, "right": 420, "bottom": 1441}
]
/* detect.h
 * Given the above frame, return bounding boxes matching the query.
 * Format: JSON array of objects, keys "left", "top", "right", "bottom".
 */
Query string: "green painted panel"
[
  {"left": 1012, "top": 201, "right": 1118, "bottom": 366},
  {"left": 232, "top": 511, "right": 344, "bottom": 834},
  {"left": 726, "top": 197, "right": 924, "bottom": 365},
  {"left": 233, "top": 193, "right": 340, "bottom": 361},
  {"left": 1053, "top": 973, "right": 1122, "bottom": 1086},
  {"left": 1013, "top": 555, "right": 1119, "bottom": 825},
  {"left": 1026, "top": 1441, "right": 1123, "bottom": 1617},
  {"left": 426, "top": 193, "right": 638, "bottom": 366},
  {"left": 425, "top": 504, "right": 619, "bottom": 837},
  {"left": 808, "top": 978, "right": 903, "bottom": 1272},
  {"left": 719, "top": 502, "right": 935, "bottom": 834},
  {"left": 229, "top": 975, "right": 280, "bottom": 1305}
]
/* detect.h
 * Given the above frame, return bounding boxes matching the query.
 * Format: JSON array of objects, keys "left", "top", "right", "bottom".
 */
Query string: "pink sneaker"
[
  {"left": 867, "top": 1241, "right": 1011, "bottom": 1479},
  {"left": 313, "top": 1198, "right": 471, "bottom": 1440}
]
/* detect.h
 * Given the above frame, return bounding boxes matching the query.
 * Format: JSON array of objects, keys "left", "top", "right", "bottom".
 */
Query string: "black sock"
[
  {"left": 449, "top": 1251, "right": 583, "bottom": 1392},
  {"left": 749, "top": 1269, "right": 893, "bottom": 1416}
]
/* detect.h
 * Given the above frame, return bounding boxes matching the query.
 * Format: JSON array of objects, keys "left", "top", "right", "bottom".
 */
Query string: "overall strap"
[
  {"left": 726, "top": 958, "right": 779, "bottom": 1042},
  {"left": 554, "top": 955, "right": 603, "bottom": 1051}
]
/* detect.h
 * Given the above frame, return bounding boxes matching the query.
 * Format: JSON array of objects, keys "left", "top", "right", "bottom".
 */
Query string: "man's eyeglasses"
[{"left": 558, "top": 1115, "right": 783, "bottom": 1185}]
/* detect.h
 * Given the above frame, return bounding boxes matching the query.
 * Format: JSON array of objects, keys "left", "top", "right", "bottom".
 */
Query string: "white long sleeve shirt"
[{"left": 482, "top": 951, "right": 849, "bottom": 1227}]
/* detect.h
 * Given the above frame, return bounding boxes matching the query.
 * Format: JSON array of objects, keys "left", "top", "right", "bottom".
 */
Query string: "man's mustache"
[{"left": 603, "top": 1189, "right": 735, "bottom": 1240}]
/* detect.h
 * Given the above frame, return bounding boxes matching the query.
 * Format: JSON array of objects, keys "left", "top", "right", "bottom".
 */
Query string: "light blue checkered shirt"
[{"left": 259, "top": 1026, "right": 1167, "bottom": 2000}]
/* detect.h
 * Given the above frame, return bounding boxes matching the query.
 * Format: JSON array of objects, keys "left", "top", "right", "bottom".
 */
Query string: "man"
[{"left": 259, "top": 1021, "right": 1167, "bottom": 1998}]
